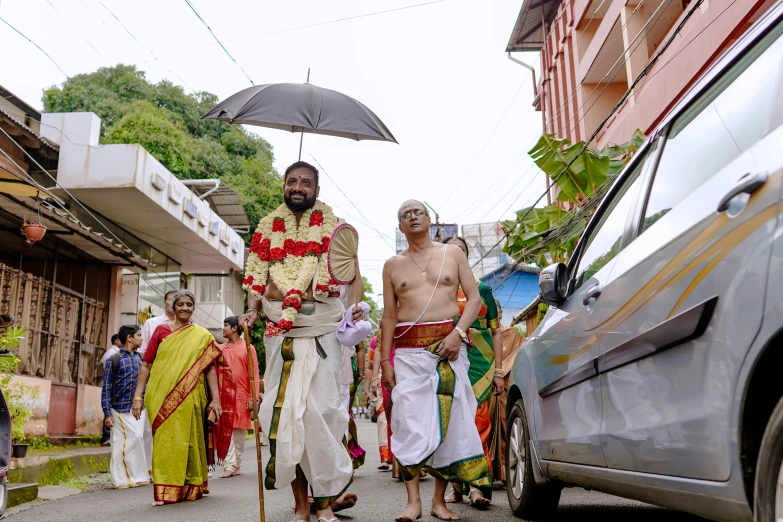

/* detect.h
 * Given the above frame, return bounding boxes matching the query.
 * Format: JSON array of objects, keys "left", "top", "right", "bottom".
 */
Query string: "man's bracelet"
[
  {"left": 246, "top": 308, "right": 260, "bottom": 315},
  {"left": 380, "top": 358, "right": 390, "bottom": 363}
]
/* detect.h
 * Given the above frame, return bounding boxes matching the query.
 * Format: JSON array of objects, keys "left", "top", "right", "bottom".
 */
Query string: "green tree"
[
  {"left": 43, "top": 65, "right": 284, "bottom": 242},
  {"left": 362, "top": 277, "right": 382, "bottom": 323},
  {"left": 503, "top": 130, "right": 646, "bottom": 265}
]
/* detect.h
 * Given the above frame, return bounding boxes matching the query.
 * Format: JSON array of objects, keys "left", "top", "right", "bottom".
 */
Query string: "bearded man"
[
  {"left": 239, "top": 161, "right": 363, "bottom": 522},
  {"left": 381, "top": 200, "right": 491, "bottom": 522}
]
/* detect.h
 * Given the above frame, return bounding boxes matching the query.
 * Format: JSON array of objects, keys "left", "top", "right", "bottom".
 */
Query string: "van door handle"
[
  {"left": 717, "top": 171, "right": 768, "bottom": 212},
  {"left": 583, "top": 284, "right": 603, "bottom": 306}
]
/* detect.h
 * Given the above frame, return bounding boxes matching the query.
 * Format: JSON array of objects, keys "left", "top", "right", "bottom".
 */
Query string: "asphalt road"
[{"left": 6, "top": 420, "right": 707, "bottom": 522}]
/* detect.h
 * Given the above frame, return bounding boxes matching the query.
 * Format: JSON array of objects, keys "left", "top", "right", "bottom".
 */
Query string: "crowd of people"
[{"left": 99, "top": 159, "right": 528, "bottom": 521}]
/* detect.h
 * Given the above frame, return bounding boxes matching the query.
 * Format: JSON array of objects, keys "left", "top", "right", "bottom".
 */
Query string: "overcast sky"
[{"left": 0, "top": 0, "right": 546, "bottom": 300}]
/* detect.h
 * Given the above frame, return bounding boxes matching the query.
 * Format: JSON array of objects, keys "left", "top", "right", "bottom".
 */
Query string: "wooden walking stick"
[{"left": 244, "top": 322, "right": 266, "bottom": 522}]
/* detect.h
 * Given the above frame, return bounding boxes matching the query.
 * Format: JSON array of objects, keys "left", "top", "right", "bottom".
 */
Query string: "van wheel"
[{"left": 506, "top": 398, "right": 561, "bottom": 518}]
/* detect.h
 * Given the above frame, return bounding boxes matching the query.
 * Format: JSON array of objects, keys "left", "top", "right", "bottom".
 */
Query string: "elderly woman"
[{"left": 132, "top": 289, "right": 230, "bottom": 506}]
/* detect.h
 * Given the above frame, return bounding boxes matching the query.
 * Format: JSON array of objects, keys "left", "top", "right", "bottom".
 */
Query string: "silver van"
[{"left": 505, "top": 2, "right": 783, "bottom": 521}]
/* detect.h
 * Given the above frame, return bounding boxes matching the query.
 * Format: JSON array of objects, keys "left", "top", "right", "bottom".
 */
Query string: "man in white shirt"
[{"left": 138, "top": 290, "right": 176, "bottom": 357}]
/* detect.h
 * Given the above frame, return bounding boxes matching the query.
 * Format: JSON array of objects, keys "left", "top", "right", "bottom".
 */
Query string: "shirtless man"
[
  {"left": 239, "top": 161, "right": 362, "bottom": 522},
  {"left": 381, "top": 200, "right": 492, "bottom": 522}
]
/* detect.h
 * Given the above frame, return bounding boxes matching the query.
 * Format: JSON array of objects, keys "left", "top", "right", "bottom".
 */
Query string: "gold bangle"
[
  {"left": 493, "top": 369, "right": 504, "bottom": 377},
  {"left": 133, "top": 396, "right": 143, "bottom": 402}
]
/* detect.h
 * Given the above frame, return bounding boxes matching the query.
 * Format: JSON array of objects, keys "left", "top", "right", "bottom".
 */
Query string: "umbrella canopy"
[{"left": 203, "top": 83, "right": 397, "bottom": 143}]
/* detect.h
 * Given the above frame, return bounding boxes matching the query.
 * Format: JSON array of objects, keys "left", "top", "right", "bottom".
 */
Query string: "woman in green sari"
[
  {"left": 132, "top": 290, "right": 226, "bottom": 506},
  {"left": 443, "top": 236, "right": 504, "bottom": 508}
]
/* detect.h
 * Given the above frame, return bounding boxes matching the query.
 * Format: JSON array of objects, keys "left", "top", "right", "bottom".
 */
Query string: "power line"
[
  {"left": 135, "top": 0, "right": 453, "bottom": 66},
  {"left": 438, "top": 68, "right": 536, "bottom": 211},
  {"left": 473, "top": 0, "right": 724, "bottom": 270},
  {"left": 468, "top": 0, "right": 676, "bottom": 226},
  {"left": 0, "top": 17, "right": 70, "bottom": 78},
  {"left": 98, "top": 1, "right": 198, "bottom": 93},
  {"left": 308, "top": 153, "right": 397, "bottom": 250},
  {"left": 182, "top": 0, "right": 255, "bottom": 86},
  {"left": 44, "top": 0, "right": 112, "bottom": 66}
]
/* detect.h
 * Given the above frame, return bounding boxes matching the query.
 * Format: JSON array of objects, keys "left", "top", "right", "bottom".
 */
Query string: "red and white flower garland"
[{"left": 243, "top": 200, "right": 339, "bottom": 331}]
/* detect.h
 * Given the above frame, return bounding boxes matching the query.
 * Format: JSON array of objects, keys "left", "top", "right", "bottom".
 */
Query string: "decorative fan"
[{"left": 327, "top": 223, "right": 359, "bottom": 285}]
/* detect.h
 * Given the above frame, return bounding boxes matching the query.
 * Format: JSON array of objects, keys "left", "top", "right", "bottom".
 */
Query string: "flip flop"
[
  {"left": 394, "top": 517, "right": 422, "bottom": 522},
  {"left": 317, "top": 518, "right": 338, "bottom": 522}
]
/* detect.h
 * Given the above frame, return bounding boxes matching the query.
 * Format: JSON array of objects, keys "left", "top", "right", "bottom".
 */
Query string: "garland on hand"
[{"left": 243, "top": 200, "right": 340, "bottom": 332}]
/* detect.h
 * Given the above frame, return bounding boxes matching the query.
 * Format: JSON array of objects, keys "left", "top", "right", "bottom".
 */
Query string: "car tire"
[
  {"left": 754, "top": 394, "right": 783, "bottom": 521},
  {"left": 506, "top": 398, "right": 561, "bottom": 519},
  {"left": 0, "top": 476, "right": 7, "bottom": 516}
]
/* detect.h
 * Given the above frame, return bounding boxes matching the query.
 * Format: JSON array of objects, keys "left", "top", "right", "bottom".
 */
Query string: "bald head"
[{"left": 398, "top": 200, "right": 430, "bottom": 222}]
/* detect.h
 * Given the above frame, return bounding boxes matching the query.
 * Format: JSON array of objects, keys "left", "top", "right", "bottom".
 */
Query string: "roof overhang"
[
  {"left": 0, "top": 193, "right": 151, "bottom": 268},
  {"left": 42, "top": 112, "right": 244, "bottom": 272},
  {"left": 506, "top": 0, "right": 563, "bottom": 52},
  {"left": 182, "top": 179, "right": 251, "bottom": 233}
]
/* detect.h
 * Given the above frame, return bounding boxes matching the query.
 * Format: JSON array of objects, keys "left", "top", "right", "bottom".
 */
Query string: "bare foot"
[
  {"left": 395, "top": 498, "right": 422, "bottom": 522},
  {"left": 331, "top": 491, "right": 358, "bottom": 512},
  {"left": 431, "top": 504, "right": 461, "bottom": 520},
  {"left": 316, "top": 506, "right": 337, "bottom": 521},
  {"left": 151, "top": 501, "right": 164, "bottom": 507},
  {"left": 444, "top": 489, "right": 463, "bottom": 504},
  {"left": 292, "top": 507, "right": 310, "bottom": 521},
  {"left": 468, "top": 488, "right": 490, "bottom": 509}
]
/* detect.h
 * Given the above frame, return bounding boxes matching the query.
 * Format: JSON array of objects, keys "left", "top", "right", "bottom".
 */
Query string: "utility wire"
[
  {"left": 44, "top": 0, "right": 111, "bottom": 66},
  {"left": 466, "top": 0, "right": 675, "bottom": 225},
  {"left": 0, "top": 17, "right": 69, "bottom": 78},
  {"left": 98, "top": 1, "right": 198, "bottom": 93},
  {"left": 438, "top": 69, "right": 536, "bottom": 211},
  {"left": 472, "top": 0, "right": 723, "bottom": 270},
  {"left": 308, "top": 153, "right": 396, "bottom": 250},
  {"left": 136, "top": 0, "right": 453, "bottom": 66},
  {"left": 183, "top": 0, "right": 255, "bottom": 86}
]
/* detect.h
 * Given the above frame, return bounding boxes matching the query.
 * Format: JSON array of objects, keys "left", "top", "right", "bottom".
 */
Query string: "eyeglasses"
[{"left": 400, "top": 208, "right": 427, "bottom": 220}]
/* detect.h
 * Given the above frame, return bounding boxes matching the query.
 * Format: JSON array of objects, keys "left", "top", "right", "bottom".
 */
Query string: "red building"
[{"left": 507, "top": 0, "right": 776, "bottom": 148}]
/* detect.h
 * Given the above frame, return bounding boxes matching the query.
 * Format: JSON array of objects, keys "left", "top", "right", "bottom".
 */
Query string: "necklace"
[{"left": 408, "top": 246, "right": 434, "bottom": 277}]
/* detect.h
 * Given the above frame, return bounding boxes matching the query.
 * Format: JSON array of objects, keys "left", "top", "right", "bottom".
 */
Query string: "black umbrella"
[{"left": 203, "top": 82, "right": 397, "bottom": 157}]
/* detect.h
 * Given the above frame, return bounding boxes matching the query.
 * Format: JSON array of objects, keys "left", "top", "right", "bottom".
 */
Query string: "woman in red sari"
[{"left": 132, "top": 290, "right": 233, "bottom": 506}]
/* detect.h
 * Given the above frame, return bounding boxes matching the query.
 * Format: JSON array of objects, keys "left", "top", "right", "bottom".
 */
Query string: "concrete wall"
[
  {"left": 75, "top": 385, "right": 102, "bottom": 436},
  {"left": 8, "top": 376, "right": 103, "bottom": 437}
]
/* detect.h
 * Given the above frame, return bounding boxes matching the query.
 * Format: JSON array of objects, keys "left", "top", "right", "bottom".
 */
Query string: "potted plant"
[
  {"left": 0, "top": 325, "right": 39, "bottom": 458},
  {"left": 20, "top": 219, "right": 46, "bottom": 246}
]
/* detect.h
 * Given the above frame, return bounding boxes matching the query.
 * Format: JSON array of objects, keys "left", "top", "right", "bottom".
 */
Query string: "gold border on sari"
[{"left": 151, "top": 341, "right": 222, "bottom": 433}]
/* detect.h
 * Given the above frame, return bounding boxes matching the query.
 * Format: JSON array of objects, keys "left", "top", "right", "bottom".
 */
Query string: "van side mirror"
[{"left": 539, "top": 263, "right": 568, "bottom": 307}]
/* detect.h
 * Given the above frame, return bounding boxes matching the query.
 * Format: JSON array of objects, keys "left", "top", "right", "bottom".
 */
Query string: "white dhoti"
[
  {"left": 390, "top": 321, "right": 491, "bottom": 486},
  {"left": 143, "top": 413, "right": 152, "bottom": 477},
  {"left": 259, "top": 298, "right": 353, "bottom": 509},
  {"left": 110, "top": 409, "right": 150, "bottom": 488}
]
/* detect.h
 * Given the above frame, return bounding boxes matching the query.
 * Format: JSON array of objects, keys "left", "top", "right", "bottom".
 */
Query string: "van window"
[
  {"left": 573, "top": 159, "right": 645, "bottom": 288},
  {"left": 641, "top": 27, "right": 783, "bottom": 233}
]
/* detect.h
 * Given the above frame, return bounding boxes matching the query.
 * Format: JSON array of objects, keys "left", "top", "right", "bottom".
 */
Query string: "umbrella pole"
[
  {"left": 298, "top": 68, "right": 311, "bottom": 161},
  {"left": 244, "top": 323, "right": 266, "bottom": 522}
]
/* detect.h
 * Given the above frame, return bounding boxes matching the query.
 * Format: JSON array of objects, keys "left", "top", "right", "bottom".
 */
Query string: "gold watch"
[{"left": 454, "top": 326, "right": 468, "bottom": 344}]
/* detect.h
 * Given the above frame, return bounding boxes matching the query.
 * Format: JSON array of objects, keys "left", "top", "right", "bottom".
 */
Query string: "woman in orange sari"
[{"left": 132, "top": 290, "right": 232, "bottom": 506}]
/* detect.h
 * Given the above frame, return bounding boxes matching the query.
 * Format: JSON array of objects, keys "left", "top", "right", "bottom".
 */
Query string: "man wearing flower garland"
[
  {"left": 239, "top": 161, "right": 364, "bottom": 522},
  {"left": 381, "top": 200, "right": 491, "bottom": 522}
]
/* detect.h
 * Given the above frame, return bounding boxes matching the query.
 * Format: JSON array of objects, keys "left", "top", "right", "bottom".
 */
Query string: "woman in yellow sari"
[{"left": 132, "top": 290, "right": 227, "bottom": 506}]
